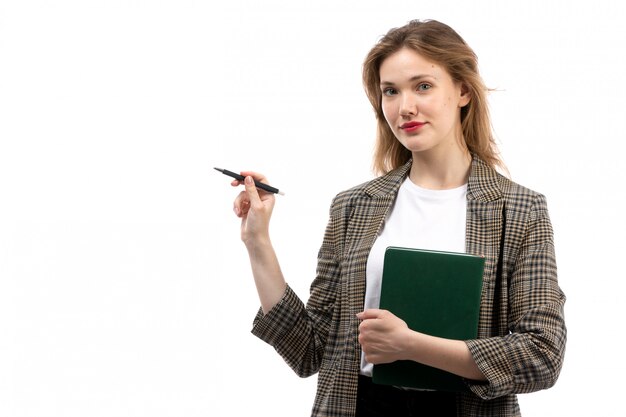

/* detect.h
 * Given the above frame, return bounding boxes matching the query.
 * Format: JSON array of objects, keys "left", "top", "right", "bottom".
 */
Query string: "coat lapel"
[
  {"left": 465, "top": 157, "right": 505, "bottom": 268},
  {"left": 465, "top": 157, "right": 506, "bottom": 337}
]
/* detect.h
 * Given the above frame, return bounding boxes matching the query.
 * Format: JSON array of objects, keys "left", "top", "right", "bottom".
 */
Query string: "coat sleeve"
[
  {"left": 250, "top": 195, "right": 345, "bottom": 378},
  {"left": 465, "top": 193, "right": 567, "bottom": 399}
]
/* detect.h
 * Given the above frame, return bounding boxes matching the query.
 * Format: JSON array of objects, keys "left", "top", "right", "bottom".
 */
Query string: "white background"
[{"left": 1, "top": 0, "right": 624, "bottom": 416}]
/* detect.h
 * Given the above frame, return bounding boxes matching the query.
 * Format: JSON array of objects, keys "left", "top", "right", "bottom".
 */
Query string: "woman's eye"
[
  {"left": 417, "top": 83, "right": 432, "bottom": 91},
  {"left": 382, "top": 87, "right": 397, "bottom": 96}
]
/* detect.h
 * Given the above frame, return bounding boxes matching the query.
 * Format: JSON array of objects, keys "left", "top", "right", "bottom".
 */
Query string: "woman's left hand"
[{"left": 357, "top": 309, "right": 413, "bottom": 364}]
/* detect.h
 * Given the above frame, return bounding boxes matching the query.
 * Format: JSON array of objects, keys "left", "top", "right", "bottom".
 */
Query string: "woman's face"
[{"left": 379, "top": 47, "right": 469, "bottom": 156}]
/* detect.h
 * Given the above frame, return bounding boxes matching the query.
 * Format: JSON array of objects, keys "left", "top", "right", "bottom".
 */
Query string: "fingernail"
[{"left": 245, "top": 176, "right": 253, "bottom": 185}]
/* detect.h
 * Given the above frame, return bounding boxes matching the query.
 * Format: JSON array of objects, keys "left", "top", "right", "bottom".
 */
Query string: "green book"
[{"left": 372, "top": 246, "right": 485, "bottom": 392}]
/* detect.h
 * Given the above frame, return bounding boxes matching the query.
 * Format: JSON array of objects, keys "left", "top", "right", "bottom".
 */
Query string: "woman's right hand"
[{"left": 232, "top": 171, "right": 276, "bottom": 248}]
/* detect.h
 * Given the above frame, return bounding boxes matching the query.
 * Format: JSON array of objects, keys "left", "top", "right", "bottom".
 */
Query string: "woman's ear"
[{"left": 459, "top": 83, "right": 471, "bottom": 107}]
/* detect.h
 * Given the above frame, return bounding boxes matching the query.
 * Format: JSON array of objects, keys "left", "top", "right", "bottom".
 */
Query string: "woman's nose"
[{"left": 399, "top": 94, "right": 418, "bottom": 117}]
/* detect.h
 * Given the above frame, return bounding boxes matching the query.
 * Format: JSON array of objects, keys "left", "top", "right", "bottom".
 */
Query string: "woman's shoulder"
[
  {"left": 327, "top": 178, "right": 376, "bottom": 217},
  {"left": 330, "top": 163, "right": 411, "bottom": 210},
  {"left": 471, "top": 156, "right": 548, "bottom": 208},
  {"left": 333, "top": 177, "right": 375, "bottom": 201},
  {"left": 499, "top": 173, "right": 542, "bottom": 197},
  {"left": 489, "top": 170, "right": 551, "bottom": 220}
]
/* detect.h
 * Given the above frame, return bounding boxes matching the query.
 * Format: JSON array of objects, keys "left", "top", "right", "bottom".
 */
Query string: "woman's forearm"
[
  {"left": 404, "top": 330, "right": 486, "bottom": 381},
  {"left": 246, "top": 238, "right": 287, "bottom": 314}
]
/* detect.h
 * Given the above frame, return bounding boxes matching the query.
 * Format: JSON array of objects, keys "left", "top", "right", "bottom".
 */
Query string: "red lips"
[{"left": 400, "top": 121, "right": 426, "bottom": 132}]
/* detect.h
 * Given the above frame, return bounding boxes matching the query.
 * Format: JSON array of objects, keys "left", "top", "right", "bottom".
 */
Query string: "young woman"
[{"left": 230, "top": 19, "right": 566, "bottom": 417}]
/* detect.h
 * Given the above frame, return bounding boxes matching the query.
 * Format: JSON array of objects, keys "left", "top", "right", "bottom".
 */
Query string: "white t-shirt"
[{"left": 360, "top": 177, "right": 468, "bottom": 376}]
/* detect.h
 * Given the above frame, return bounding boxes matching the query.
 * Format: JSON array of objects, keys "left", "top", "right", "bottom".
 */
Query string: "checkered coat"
[{"left": 252, "top": 156, "right": 567, "bottom": 417}]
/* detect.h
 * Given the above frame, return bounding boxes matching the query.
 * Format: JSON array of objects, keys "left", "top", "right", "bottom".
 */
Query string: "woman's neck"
[{"left": 409, "top": 147, "right": 472, "bottom": 190}]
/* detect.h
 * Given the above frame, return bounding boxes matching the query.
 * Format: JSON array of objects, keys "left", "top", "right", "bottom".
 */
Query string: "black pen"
[{"left": 214, "top": 167, "right": 285, "bottom": 196}]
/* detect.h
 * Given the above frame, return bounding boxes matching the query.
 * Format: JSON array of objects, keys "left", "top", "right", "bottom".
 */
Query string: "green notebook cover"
[{"left": 372, "top": 246, "right": 485, "bottom": 392}]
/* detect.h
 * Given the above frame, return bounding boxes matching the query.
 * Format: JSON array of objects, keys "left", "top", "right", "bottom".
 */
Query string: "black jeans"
[{"left": 356, "top": 375, "right": 457, "bottom": 417}]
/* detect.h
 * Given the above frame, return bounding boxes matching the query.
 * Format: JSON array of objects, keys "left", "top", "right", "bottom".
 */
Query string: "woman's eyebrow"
[{"left": 380, "top": 74, "right": 435, "bottom": 86}]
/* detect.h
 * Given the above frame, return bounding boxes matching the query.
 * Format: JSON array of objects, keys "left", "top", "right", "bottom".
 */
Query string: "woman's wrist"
[{"left": 244, "top": 234, "right": 273, "bottom": 254}]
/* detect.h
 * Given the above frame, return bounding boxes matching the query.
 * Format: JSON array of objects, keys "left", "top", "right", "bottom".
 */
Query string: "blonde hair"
[{"left": 363, "top": 19, "right": 503, "bottom": 175}]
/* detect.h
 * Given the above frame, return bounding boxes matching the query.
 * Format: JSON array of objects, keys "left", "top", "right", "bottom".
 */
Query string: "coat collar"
[
  {"left": 362, "top": 155, "right": 503, "bottom": 203},
  {"left": 466, "top": 156, "right": 504, "bottom": 203}
]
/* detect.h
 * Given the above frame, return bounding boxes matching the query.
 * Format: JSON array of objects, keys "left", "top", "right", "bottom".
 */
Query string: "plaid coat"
[{"left": 252, "top": 156, "right": 567, "bottom": 417}]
